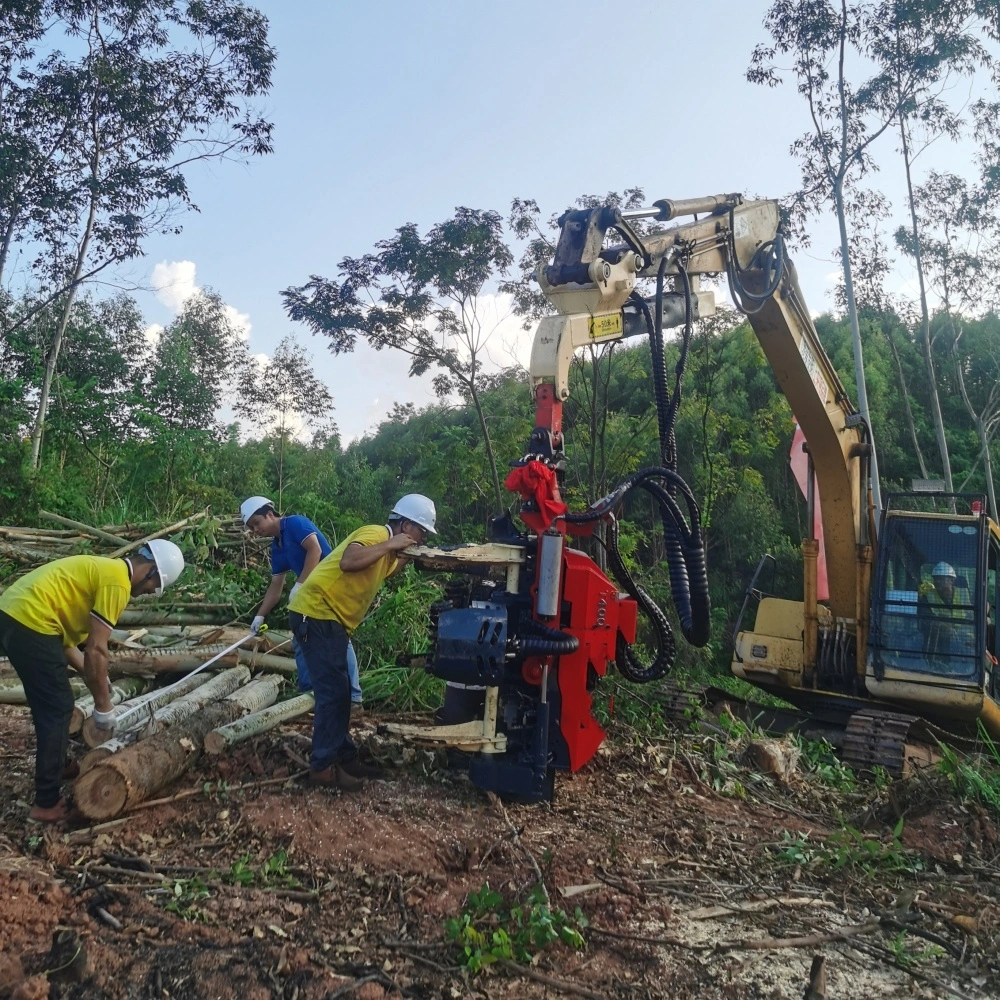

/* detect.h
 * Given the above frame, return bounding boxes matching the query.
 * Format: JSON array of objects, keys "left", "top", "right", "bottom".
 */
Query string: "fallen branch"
[
  {"left": 499, "top": 959, "right": 606, "bottom": 1000},
  {"left": 486, "top": 790, "right": 549, "bottom": 903},
  {"left": 588, "top": 925, "right": 706, "bottom": 951},
  {"left": 714, "top": 920, "right": 882, "bottom": 952},
  {"left": 127, "top": 769, "right": 308, "bottom": 812},
  {"left": 108, "top": 509, "right": 209, "bottom": 559},
  {"left": 39, "top": 510, "right": 129, "bottom": 546}
]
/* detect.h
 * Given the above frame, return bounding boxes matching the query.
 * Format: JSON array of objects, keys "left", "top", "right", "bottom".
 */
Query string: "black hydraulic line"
[{"left": 519, "top": 619, "right": 580, "bottom": 656}]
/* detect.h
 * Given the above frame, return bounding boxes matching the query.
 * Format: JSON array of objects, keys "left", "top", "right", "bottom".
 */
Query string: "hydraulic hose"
[{"left": 519, "top": 619, "right": 580, "bottom": 656}]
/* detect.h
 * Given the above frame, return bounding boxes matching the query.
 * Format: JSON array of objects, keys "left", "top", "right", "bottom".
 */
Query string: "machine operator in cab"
[
  {"left": 288, "top": 494, "right": 437, "bottom": 791},
  {"left": 0, "top": 541, "right": 185, "bottom": 823},
  {"left": 918, "top": 561, "right": 973, "bottom": 661}
]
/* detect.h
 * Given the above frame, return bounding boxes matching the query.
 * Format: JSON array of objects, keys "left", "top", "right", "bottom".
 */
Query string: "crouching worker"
[
  {"left": 289, "top": 494, "right": 437, "bottom": 791},
  {"left": 241, "top": 497, "right": 363, "bottom": 709},
  {"left": 0, "top": 541, "right": 185, "bottom": 823}
]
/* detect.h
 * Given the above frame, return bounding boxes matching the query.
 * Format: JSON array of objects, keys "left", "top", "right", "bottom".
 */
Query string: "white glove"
[
  {"left": 251, "top": 615, "right": 266, "bottom": 635},
  {"left": 92, "top": 708, "right": 117, "bottom": 733},
  {"left": 289, "top": 582, "right": 301, "bottom": 601}
]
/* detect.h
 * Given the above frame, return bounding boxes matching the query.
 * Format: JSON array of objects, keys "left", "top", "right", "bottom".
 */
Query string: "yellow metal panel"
[{"left": 753, "top": 598, "right": 804, "bottom": 641}]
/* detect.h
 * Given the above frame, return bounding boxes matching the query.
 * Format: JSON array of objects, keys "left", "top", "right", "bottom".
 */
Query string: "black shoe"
[{"left": 340, "top": 758, "right": 384, "bottom": 780}]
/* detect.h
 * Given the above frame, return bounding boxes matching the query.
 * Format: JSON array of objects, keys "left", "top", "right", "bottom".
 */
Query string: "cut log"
[
  {"left": 205, "top": 691, "right": 313, "bottom": 755},
  {"left": 236, "top": 649, "right": 298, "bottom": 674},
  {"left": 0, "top": 676, "right": 88, "bottom": 705},
  {"left": 39, "top": 510, "right": 129, "bottom": 547},
  {"left": 70, "top": 677, "right": 148, "bottom": 734},
  {"left": 79, "top": 667, "right": 252, "bottom": 774},
  {"left": 224, "top": 673, "right": 285, "bottom": 712},
  {"left": 81, "top": 672, "right": 213, "bottom": 748},
  {"left": 115, "top": 611, "right": 231, "bottom": 626},
  {"left": 74, "top": 701, "right": 244, "bottom": 819},
  {"left": 105, "top": 644, "right": 239, "bottom": 677}
]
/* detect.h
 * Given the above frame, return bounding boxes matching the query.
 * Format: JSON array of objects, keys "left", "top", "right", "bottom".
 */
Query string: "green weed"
[
  {"left": 885, "top": 929, "right": 945, "bottom": 969},
  {"left": 164, "top": 876, "right": 212, "bottom": 921},
  {"left": 791, "top": 734, "right": 857, "bottom": 792},
  {"left": 775, "top": 819, "right": 923, "bottom": 876},
  {"left": 444, "top": 883, "right": 587, "bottom": 974}
]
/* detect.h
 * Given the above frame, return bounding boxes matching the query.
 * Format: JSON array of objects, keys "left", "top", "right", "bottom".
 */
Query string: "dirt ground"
[{"left": 1, "top": 704, "right": 999, "bottom": 1000}]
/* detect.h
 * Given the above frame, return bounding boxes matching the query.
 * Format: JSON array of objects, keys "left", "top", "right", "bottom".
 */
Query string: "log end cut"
[
  {"left": 78, "top": 747, "right": 112, "bottom": 776},
  {"left": 203, "top": 730, "right": 227, "bottom": 755},
  {"left": 80, "top": 717, "right": 114, "bottom": 749},
  {"left": 74, "top": 766, "right": 129, "bottom": 820}
]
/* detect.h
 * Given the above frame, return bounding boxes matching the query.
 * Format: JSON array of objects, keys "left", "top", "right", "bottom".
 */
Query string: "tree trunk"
[
  {"left": 75, "top": 700, "right": 243, "bottom": 819},
  {"left": 204, "top": 689, "right": 312, "bottom": 754},
  {"left": 882, "top": 323, "right": 929, "bottom": 479},
  {"left": 468, "top": 381, "right": 504, "bottom": 514},
  {"left": 79, "top": 666, "right": 252, "bottom": 774},
  {"left": 952, "top": 328, "right": 999, "bottom": 520},
  {"left": 105, "top": 643, "right": 241, "bottom": 676},
  {"left": 70, "top": 676, "right": 148, "bottom": 734},
  {"left": 81, "top": 670, "right": 214, "bottom": 748},
  {"left": 834, "top": 179, "right": 883, "bottom": 516},
  {"left": 0, "top": 677, "right": 88, "bottom": 705},
  {"left": 899, "top": 118, "right": 953, "bottom": 494}
]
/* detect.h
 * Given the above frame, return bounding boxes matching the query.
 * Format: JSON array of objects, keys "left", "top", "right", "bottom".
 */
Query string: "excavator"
[{"left": 388, "top": 193, "right": 1000, "bottom": 801}]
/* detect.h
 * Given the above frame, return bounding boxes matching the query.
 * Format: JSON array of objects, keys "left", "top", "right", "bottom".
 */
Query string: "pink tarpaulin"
[{"left": 789, "top": 423, "right": 829, "bottom": 602}]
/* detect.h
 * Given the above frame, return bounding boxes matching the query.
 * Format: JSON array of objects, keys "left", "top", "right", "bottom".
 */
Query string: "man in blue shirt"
[{"left": 241, "top": 496, "right": 362, "bottom": 706}]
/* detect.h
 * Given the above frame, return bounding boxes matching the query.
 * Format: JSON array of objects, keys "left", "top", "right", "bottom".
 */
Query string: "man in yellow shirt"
[
  {"left": 289, "top": 494, "right": 437, "bottom": 791},
  {"left": 0, "top": 540, "right": 185, "bottom": 823}
]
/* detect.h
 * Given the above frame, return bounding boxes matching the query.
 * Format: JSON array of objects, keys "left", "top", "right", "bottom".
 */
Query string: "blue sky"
[{"left": 126, "top": 0, "right": 980, "bottom": 442}]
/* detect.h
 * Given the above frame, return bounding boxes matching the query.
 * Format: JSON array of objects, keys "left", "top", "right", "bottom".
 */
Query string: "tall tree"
[
  {"left": 282, "top": 208, "right": 514, "bottom": 513},
  {"left": 747, "top": 0, "right": 971, "bottom": 512},
  {"left": 897, "top": 171, "right": 1000, "bottom": 516},
  {"left": 0, "top": 1, "right": 276, "bottom": 468},
  {"left": 866, "top": 0, "right": 993, "bottom": 495},
  {"left": 234, "top": 335, "right": 335, "bottom": 508}
]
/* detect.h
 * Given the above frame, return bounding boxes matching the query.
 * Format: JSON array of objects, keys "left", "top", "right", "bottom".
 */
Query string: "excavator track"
[{"left": 842, "top": 709, "right": 919, "bottom": 778}]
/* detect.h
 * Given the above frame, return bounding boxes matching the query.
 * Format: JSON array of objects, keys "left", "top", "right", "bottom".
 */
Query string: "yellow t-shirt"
[
  {"left": 0, "top": 555, "right": 131, "bottom": 646},
  {"left": 288, "top": 525, "right": 396, "bottom": 632}
]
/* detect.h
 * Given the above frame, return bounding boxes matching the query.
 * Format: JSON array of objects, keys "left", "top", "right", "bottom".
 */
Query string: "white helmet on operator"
[
  {"left": 240, "top": 496, "right": 274, "bottom": 525},
  {"left": 391, "top": 494, "right": 437, "bottom": 534},
  {"left": 139, "top": 539, "right": 185, "bottom": 596},
  {"left": 932, "top": 562, "right": 957, "bottom": 579}
]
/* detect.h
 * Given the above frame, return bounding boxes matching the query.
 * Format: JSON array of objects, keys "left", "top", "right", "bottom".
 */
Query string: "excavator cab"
[{"left": 867, "top": 494, "right": 1000, "bottom": 729}]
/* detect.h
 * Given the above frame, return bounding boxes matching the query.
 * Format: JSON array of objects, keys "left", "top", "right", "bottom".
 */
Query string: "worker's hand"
[
  {"left": 92, "top": 708, "right": 117, "bottom": 734},
  {"left": 250, "top": 615, "right": 266, "bottom": 635},
  {"left": 386, "top": 532, "right": 419, "bottom": 552},
  {"left": 289, "top": 582, "right": 301, "bottom": 601}
]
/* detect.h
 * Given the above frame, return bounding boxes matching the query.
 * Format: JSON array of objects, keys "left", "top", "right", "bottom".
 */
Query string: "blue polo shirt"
[{"left": 270, "top": 515, "right": 332, "bottom": 578}]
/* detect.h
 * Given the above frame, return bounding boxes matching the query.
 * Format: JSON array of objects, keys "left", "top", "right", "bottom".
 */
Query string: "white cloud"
[
  {"left": 224, "top": 303, "right": 252, "bottom": 341},
  {"left": 151, "top": 260, "right": 197, "bottom": 312},
  {"left": 144, "top": 322, "right": 164, "bottom": 347}
]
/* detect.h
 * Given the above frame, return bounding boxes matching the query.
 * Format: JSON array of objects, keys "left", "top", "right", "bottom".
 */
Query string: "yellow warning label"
[{"left": 589, "top": 312, "right": 623, "bottom": 340}]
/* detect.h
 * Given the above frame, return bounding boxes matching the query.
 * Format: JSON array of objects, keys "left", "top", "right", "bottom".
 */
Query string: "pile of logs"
[
  {"left": 0, "top": 510, "right": 270, "bottom": 625},
  {"left": 0, "top": 624, "right": 316, "bottom": 820}
]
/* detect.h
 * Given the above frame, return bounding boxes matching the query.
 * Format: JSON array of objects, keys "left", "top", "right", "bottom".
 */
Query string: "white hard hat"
[
  {"left": 391, "top": 494, "right": 437, "bottom": 534},
  {"left": 140, "top": 539, "right": 185, "bottom": 596},
  {"left": 932, "top": 561, "right": 957, "bottom": 578},
  {"left": 240, "top": 496, "right": 273, "bottom": 524}
]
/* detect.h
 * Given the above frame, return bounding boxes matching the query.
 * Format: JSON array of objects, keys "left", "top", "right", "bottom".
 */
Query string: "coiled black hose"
[{"left": 519, "top": 619, "right": 580, "bottom": 656}]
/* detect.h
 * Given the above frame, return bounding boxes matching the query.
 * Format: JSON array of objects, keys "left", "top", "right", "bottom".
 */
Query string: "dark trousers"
[
  {"left": 289, "top": 613, "right": 357, "bottom": 771},
  {"left": 0, "top": 610, "right": 74, "bottom": 808}
]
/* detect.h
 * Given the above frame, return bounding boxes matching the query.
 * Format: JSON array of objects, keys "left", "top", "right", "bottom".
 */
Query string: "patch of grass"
[
  {"left": 938, "top": 722, "right": 1000, "bottom": 817},
  {"left": 775, "top": 819, "right": 924, "bottom": 877},
  {"left": 445, "top": 883, "right": 587, "bottom": 974}
]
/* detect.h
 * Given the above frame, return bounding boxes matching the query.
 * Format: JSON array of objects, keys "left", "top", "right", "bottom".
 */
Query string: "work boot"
[
  {"left": 350, "top": 702, "right": 364, "bottom": 722},
  {"left": 308, "top": 764, "right": 364, "bottom": 792},
  {"left": 28, "top": 798, "right": 72, "bottom": 825},
  {"left": 340, "top": 757, "right": 384, "bottom": 780}
]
